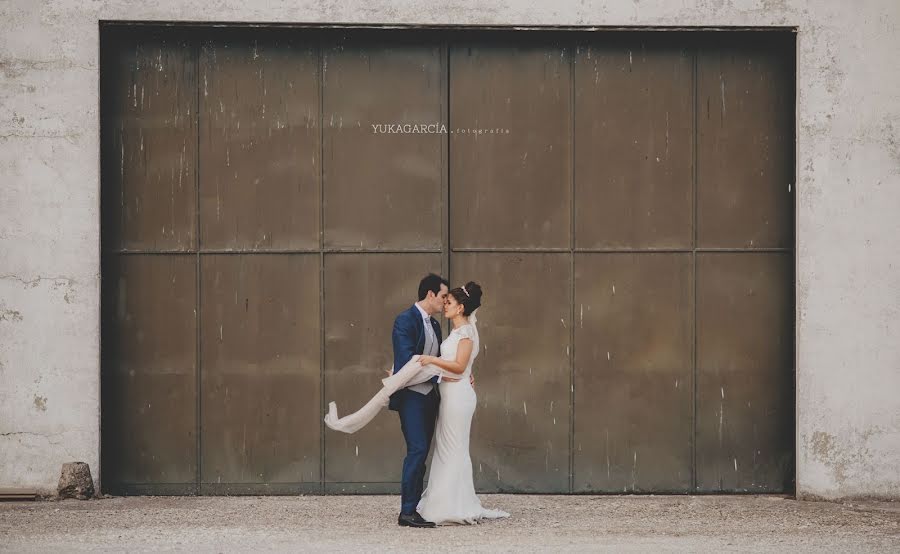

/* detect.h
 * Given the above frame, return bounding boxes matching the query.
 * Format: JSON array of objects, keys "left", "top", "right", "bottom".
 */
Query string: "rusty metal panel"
[
  {"left": 574, "top": 253, "right": 693, "bottom": 492},
  {"left": 451, "top": 253, "right": 570, "bottom": 492},
  {"left": 323, "top": 44, "right": 443, "bottom": 250},
  {"left": 574, "top": 43, "right": 693, "bottom": 249},
  {"left": 200, "top": 254, "right": 320, "bottom": 486},
  {"left": 323, "top": 253, "right": 442, "bottom": 484},
  {"left": 100, "top": 27, "right": 797, "bottom": 496},
  {"left": 696, "top": 253, "right": 794, "bottom": 491},
  {"left": 100, "top": 31, "right": 197, "bottom": 251},
  {"left": 697, "top": 43, "right": 795, "bottom": 249},
  {"left": 450, "top": 45, "right": 572, "bottom": 249},
  {"left": 199, "top": 37, "right": 320, "bottom": 250},
  {"left": 101, "top": 254, "right": 197, "bottom": 487}
]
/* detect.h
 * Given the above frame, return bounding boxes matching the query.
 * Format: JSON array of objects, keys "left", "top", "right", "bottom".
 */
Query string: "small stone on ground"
[{"left": 56, "top": 462, "right": 95, "bottom": 500}]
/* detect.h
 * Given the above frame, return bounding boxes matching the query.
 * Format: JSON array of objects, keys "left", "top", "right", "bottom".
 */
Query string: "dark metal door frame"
[{"left": 100, "top": 23, "right": 796, "bottom": 496}]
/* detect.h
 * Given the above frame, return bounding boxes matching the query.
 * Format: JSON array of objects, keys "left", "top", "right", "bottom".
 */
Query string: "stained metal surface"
[
  {"left": 574, "top": 253, "right": 693, "bottom": 492},
  {"left": 450, "top": 45, "right": 572, "bottom": 250},
  {"left": 323, "top": 43, "right": 444, "bottom": 250},
  {"left": 574, "top": 42, "right": 693, "bottom": 249},
  {"left": 697, "top": 41, "right": 795, "bottom": 249},
  {"left": 695, "top": 253, "right": 794, "bottom": 491},
  {"left": 450, "top": 253, "right": 571, "bottom": 492},
  {"left": 199, "top": 37, "right": 320, "bottom": 251},
  {"left": 100, "top": 30, "right": 197, "bottom": 252},
  {"left": 199, "top": 254, "right": 321, "bottom": 487},
  {"left": 100, "top": 255, "right": 197, "bottom": 486},
  {"left": 101, "top": 27, "right": 796, "bottom": 495},
  {"left": 323, "top": 254, "right": 442, "bottom": 484}
]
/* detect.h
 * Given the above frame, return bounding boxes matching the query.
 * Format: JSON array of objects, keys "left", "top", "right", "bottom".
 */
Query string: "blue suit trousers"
[{"left": 396, "top": 387, "right": 440, "bottom": 515}]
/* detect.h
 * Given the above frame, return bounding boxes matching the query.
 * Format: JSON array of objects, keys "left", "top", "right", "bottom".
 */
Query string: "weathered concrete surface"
[
  {"left": 1, "top": 495, "right": 899, "bottom": 552},
  {"left": 1, "top": 1, "right": 899, "bottom": 499}
]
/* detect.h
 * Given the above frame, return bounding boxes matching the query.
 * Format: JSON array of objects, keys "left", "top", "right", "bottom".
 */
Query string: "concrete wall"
[{"left": 1, "top": 0, "right": 898, "bottom": 499}]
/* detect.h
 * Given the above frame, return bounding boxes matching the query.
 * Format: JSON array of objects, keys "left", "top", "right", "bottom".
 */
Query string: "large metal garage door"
[{"left": 101, "top": 26, "right": 795, "bottom": 495}]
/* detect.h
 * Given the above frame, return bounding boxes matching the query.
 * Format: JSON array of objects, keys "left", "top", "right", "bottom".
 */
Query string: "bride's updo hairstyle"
[{"left": 448, "top": 281, "right": 483, "bottom": 316}]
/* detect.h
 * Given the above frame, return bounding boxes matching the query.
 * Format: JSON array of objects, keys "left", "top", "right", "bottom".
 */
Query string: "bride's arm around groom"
[{"left": 416, "top": 337, "right": 472, "bottom": 376}]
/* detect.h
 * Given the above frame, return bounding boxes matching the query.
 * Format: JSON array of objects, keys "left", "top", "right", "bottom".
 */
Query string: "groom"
[{"left": 389, "top": 273, "right": 449, "bottom": 528}]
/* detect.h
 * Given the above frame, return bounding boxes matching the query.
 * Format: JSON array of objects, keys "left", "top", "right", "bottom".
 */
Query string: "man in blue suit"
[{"left": 390, "top": 273, "right": 449, "bottom": 528}]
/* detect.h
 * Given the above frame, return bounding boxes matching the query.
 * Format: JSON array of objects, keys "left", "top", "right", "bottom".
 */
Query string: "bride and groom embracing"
[{"left": 324, "top": 273, "right": 510, "bottom": 527}]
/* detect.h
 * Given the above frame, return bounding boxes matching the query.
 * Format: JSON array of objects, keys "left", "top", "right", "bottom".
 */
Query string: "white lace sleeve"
[{"left": 455, "top": 324, "right": 476, "bottom": 341}]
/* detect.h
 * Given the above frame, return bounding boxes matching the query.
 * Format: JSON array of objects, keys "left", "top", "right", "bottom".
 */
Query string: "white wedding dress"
[{"left": 324, "top": 311, "right": 509, "bottom": 525}]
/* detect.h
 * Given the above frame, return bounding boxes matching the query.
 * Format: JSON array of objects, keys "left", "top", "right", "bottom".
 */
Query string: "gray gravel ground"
[{"left": 1, "top": 494, "right": 899, "bottom": 552}]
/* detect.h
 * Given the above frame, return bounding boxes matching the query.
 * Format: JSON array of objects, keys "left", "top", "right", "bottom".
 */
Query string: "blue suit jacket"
[{"left": 388, "top": 305, "right": 442, "bottom": 412}]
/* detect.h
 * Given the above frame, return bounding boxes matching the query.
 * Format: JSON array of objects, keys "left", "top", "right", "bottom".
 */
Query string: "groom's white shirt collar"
[{"left": 413, "top": 302, "right": 431, "bottom": 322}]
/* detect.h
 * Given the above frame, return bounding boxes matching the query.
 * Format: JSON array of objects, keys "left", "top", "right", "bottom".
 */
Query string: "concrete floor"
[{"left": 1, "top": 494, "right": 898, "bottom": 552}]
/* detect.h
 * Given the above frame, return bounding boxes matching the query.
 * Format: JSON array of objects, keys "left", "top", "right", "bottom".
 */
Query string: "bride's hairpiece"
[{"left": 461, "top": 285, "right": 470, "bottom": 297}]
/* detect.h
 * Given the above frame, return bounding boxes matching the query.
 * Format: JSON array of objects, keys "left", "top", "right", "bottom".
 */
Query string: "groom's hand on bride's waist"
[
  {"left": 429, "top": 375, "right": 475, "bottom": 386},
  {"left": 442, "top": 375, "right": 475, "bottom": 385}
]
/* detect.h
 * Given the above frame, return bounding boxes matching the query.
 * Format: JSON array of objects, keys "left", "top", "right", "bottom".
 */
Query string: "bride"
[{"left": 324, "top": 281, "right": 509, "bottom": 525}]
